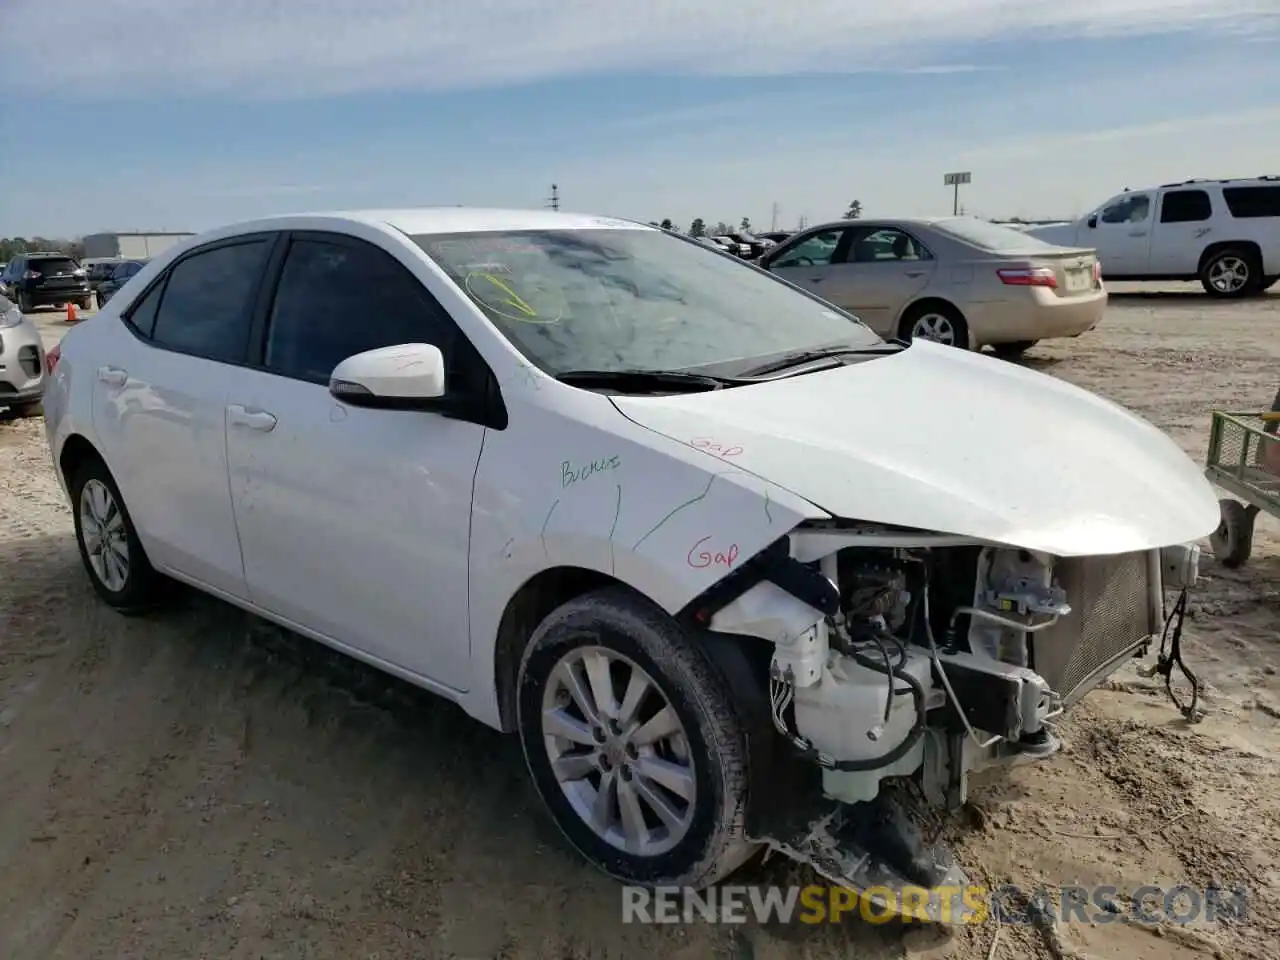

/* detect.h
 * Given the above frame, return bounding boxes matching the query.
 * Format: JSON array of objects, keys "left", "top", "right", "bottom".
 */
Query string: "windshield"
[
  {"left": 413, "top": 228, "right": 880, "bottom": 376},
  {"left": 931, "top": 217, "right": 1066, "bottom": 253}
]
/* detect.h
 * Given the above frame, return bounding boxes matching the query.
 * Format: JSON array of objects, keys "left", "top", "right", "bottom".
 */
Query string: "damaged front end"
[{"left": 687, "top": 523, "right": 1203, "bottom": 923}]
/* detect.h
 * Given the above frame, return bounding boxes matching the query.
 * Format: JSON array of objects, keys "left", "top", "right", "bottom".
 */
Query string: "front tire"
[
  {"left": 1200, "top": 248, "right": 1261, "bottom": 298},
  {"left": 1209, "top": 499, "right": 1254, "bottom": 569},
  {"left": 897, "top": 302, "right": 970, "bottom": 349},
  {"left": 516, "top": 587, "right": 757, "bottom": 888},
  {"left": 70, "top": 456, "right": 166, "bottom": 612}
]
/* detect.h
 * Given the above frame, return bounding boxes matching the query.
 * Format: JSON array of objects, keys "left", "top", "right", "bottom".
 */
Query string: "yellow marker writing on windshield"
[{"left": 476, "top": 273, "right": 537, "bottom": 316}]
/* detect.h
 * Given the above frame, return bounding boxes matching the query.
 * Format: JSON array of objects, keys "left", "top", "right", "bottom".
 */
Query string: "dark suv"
[
  {"left": 0, "top": 253, "right": 92, "bottom": 313},
  {"left": 95, "top": 259, "right": 149, "bottom": 307}
]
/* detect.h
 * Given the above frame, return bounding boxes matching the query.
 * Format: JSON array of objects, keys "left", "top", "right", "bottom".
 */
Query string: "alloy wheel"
[
  {"left": 80, "top": 478, "right": 130, "bottom": 591},
  {"left": 1207, "top": 256, "right": 1249, "bottom": 294},
  {"left": 911, "top": 313, "right": 957, "bottom": 346},
  {"left": 540, "top": 645, "right": 696, "bottom": 857}
]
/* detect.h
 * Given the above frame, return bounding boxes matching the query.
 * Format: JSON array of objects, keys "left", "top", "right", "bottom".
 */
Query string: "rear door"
[
  {"left": 91, "top": 234, "right": 276, "bottom": 598},
  {"left": 826, "top": 226, "right": 937, "bottom": 333},
  {"left": 1148, "top": 188, "right": 1214, "bottom": 275}
]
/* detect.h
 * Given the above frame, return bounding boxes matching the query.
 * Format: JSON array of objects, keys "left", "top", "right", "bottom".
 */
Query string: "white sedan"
[{"left": 43, "top": 208, "right": 1217, "bottom": 918}]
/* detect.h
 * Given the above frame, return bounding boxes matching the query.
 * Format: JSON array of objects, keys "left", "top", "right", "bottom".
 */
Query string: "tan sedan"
[{"left": 758, "top": 216, "right": 1106, "bottom": 358}]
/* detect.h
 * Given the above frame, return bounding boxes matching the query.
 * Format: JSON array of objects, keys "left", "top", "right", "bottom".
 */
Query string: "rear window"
[
  {"left": 1222, "top": 186, "right": 1280, "bottom": 219},
  {"left": 29, "top": 258, "right": 79, "bottom": 274},
  {"left": 931, "top": 217, "right": 1065, "bottom": 253}
]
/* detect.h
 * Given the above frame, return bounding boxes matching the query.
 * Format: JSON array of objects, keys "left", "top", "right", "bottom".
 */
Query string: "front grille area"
[{"left": 1031, "top": 551, "right": 1154, "bottom": 704}]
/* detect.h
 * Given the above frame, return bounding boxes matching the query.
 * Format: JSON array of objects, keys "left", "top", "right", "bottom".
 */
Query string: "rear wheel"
[
  {"left": 991, "top": 340, "right": 1038, "bottom": 360},
  {"left": 1209, "top": 499, "right": 1255, "bottom": 569},
  {"left": 516, "top": 587, "right": 757, "bottom": 888},
  {"left": 16, "top": 290, "right": 32, "bottom": 313},
  {"left": 77, "top": 297, "right": 91, "bottom": 311},
  {"left": 897, "top": 302, "right": 970, "bottom": 349},
  {"left": 1200, "top": 248, "right": 1261, "bottom": 298},
  {"left": 70, "top": 456, "right": 167, "bottom": 612}
]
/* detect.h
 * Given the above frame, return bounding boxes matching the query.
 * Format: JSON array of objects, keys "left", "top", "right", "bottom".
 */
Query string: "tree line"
[
  {"left": 0, "top": 237, "right": 84, "bottom": 262},
  {"left": 650, "top": 200, "right": 863, "bottom": 237}
]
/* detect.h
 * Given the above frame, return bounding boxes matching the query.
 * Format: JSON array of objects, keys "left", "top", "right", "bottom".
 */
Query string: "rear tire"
[
  {"left": 1209, "top": 499, "right": 1254, "bottom": 569},
  {"left": 77, "top": 297, "right": 91, "bottom": 310},
  {"left": 70, "top": 456, "right": 167, "bottom": 613},
  {"left": 897, "top": 302, "right": 970, "bottom": 350},
  {"left": 17, "top": 290, "right": 32, "bottom": 313},
  {"left": 516, "top": 587, "right": 758, "bottom": 889},
  {"left": 1199, "top": 248, "right": 1261, "bottom": 298},
  {"left": 991, "top": 340, "right": 1038, "bottom": 360}
]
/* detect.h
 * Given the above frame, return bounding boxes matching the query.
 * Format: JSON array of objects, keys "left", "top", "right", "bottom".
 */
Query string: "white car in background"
[
  {"left": 0, "top": 293, "right": 46, "bottom": 416},
  {"left": 1026, "top": 177, "right": 1280, "bottom": 297},
  {"left": 42, "top": 208, "right": 1216, "bottom": 919}
]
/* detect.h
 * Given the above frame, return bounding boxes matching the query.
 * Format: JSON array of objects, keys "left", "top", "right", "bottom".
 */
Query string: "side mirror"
[
  {"left": 329, "top": 343, "right": 446, "bottom": 409},
  {"left": 1086, "top": 214, "right": 1098, "bottom": 229}
]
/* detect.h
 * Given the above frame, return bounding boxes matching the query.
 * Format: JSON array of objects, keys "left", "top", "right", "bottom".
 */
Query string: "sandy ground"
[{"left": 1, "top": 287, "right": 1278, "bottom": 960}]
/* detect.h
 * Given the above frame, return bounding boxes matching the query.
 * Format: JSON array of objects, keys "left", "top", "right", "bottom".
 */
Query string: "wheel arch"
[
  {"left": 1198, "top": 240, "right": 1262, "bottom": 275},
  {"left": 896, "top": 295, "right": 965, "bottom": 328},
  {"left": 58, "top": 433, "right": 106, "bottom": 489}
]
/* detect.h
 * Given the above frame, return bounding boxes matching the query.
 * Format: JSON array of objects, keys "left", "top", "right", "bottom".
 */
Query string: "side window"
[
  {"left": 848, "top": 228, "right": 929, "bottom": 263},
  {"left": 1159, "top": 189, "right": 1211, "bottom": 223},
  {"left": 771, "top": 229, "right": 844, "bottom": 268},
  {"left": 1099, "top": 194, "right": 1152, "bottom": 224},
  {"left": 1222, "top": 186, "right": 1280, "bottom": 219},
  {"left": 264, "top": 237, "right": 460, "bottom": 385},
  {"left": 150, "top": 241, "right": 269, "bottom": 364},
  {"left": 123, "top": 278, "right": 165, "bottom": 339}
]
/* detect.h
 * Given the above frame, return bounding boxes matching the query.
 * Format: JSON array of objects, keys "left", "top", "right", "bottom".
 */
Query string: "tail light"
[
  {"left": 1093, "top": 260, "right": 1102, "bottom": 284},
  {"left": 23, "top": 270, "right": 41, "bottom": 280},
  {"left": 998, "top": 266, "right": 1057, "bottom": 288},
  {"left": 46, "top": 343, "right": 61, "bottom": 375}
]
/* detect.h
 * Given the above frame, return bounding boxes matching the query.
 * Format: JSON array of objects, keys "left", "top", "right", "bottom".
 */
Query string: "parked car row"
[{"left": 0, "top": 255, "right": 150, "bottom": 313}]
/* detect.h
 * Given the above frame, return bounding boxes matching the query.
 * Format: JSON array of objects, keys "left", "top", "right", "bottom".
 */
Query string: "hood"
[{"left": 610, "top": 341, "right": 1220, "bottom": 557}]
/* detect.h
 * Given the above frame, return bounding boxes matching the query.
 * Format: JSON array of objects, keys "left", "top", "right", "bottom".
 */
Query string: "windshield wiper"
[
  {"left": 555, "top": 369, "right": 748, "bottom": 393},
  {"left": 742, "top": 343, "right": 901, "bottom": 377}
]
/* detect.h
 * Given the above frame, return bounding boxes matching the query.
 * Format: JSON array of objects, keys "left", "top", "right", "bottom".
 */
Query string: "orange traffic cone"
[{"left": 67, "top": 302, "right": 76, "bottom": 323}]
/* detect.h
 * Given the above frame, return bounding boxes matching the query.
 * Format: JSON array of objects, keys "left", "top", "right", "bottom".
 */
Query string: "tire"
[
  {"left": 897, "top": 302, "right": 970, "bottom": 350},
  {"left": 516, "top": 586, "right": 758, "bottom": 889},
  {"left": 991, "top": 340, "right": 1038, "bottom": 360},
  {"left": 17, "top": 290, "right": 32, "bottom": 313},
  {"left": 11, "top": 400, "right": 43, "bottom": 418},
  {"left": 70, "top": 455, "right": 166, "bottom": 612},
  {"left": 1199, "top": 247, "right": 1261, "bottom": 299},
  {"left": 1209, "top": 499, "right": 1254, "bottom": 569},
  {"left": 77, "top": 297, "right": 91, "bottom": 310}
]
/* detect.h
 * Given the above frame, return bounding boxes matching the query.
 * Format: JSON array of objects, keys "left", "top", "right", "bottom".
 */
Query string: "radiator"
[{"left": 1030, "top": 551, "right": 1157, "bottom": 705}]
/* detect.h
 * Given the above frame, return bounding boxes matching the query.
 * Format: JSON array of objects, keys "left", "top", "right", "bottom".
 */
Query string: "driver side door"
[
  {"left": 763, "top": 227, "right": 853, "bottom": 300},
  {"left": 223, "top": 230, "right": 490, "bottom": 690},
  {"left": 1086, "top": 193, "right": 1155, "bottom": 277}
]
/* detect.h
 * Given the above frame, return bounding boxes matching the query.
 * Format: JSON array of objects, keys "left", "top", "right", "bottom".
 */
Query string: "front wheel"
[
  {"left": 897, "top": 302, "right": 970, "bottom": 349},
  {"left": 70, "top": 456, "right": 167, "bottom": 612},
  {"left": 517, "top": 587, "right": 758, "bottom": 888},
  {"left": 1200, "top": 248, "right": 1260, "bottom": 298}
]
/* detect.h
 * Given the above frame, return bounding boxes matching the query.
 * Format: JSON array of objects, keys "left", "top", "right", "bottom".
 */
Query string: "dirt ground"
[{"left": 2, "top": 286, "right": 1278, "bottom": 960}]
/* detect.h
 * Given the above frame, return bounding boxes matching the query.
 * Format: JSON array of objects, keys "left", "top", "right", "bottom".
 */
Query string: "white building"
[{"left": 82, "top": 232, "right": 195, "bottom": 260}]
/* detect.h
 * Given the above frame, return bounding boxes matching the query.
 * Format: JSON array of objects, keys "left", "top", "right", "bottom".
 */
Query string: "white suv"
[{"left": 1027, "top": 177, "right": 1280, "bottom": 297}]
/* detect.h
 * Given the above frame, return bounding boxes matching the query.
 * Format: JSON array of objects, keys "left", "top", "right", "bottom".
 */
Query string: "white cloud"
[{"left": 0, "top": 0, "right": 1272, "bottom": 98}]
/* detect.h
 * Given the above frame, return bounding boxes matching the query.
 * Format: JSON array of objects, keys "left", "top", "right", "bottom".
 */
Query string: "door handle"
[
  {"left": 1128, "top": 231, "right": 1146, "bottom": 237},
  {"left": 807, "top": 276, "right": 824, "bottom": 283},
  {"left": 227, "top": 404, "right": 277, "bottom": 432},
  {"left": 96, "top": 366, "right": 128, "bottom": 387},
  {"left": 905, "top": 270, "right": 926, "bottom": 278}
]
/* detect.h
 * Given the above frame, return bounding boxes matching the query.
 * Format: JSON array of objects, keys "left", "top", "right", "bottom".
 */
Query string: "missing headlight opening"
[{"left": 697, "top": 525, "right": 1204, "bottom": 920}]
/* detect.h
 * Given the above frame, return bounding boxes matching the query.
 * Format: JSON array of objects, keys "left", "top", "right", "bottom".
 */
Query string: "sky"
[{"left": 1, "top": 0, "right": 1279, "bottom": 238}]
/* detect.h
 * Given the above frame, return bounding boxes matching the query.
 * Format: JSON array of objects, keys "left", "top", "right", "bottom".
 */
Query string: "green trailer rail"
[{"left": 1204, "top": 391, "right": 1280, "bottom": 568}]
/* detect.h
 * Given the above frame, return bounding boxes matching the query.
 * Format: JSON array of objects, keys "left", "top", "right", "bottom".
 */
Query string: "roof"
[
  {"left": 221, "top": 207, "right": 658, "bottom": 237},
  {"left": 83, "top": 231, "right": 196, "bottom": 238}
]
